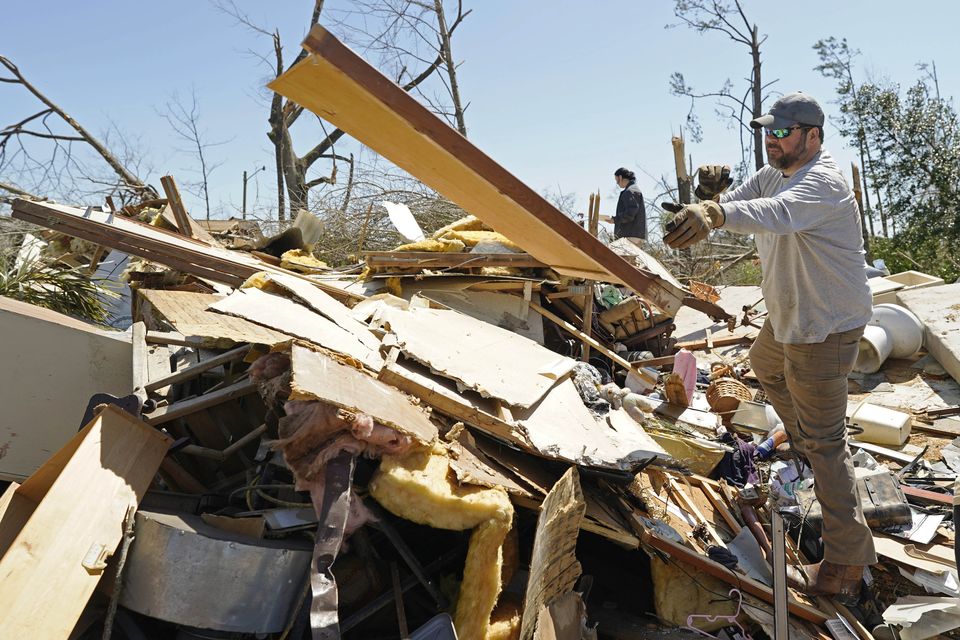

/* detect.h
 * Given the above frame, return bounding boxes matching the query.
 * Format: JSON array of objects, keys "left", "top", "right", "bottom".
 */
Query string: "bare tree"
[
  {"left": 159, "top": 89, "right": 229, "bottom": 220},
  {"left": 0, "top": 55, "right": 156, "bottom": 203},
  {"left": 216, "top": 0, "right": 471, "bottom": 221},
  {"left": 668, "top": 0, "right": 775, "bottom": 172}
]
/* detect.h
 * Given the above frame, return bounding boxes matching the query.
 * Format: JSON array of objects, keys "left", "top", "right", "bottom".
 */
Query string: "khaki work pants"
[{"left": 749, "top": 321, "right": 877, "bottom": 566}]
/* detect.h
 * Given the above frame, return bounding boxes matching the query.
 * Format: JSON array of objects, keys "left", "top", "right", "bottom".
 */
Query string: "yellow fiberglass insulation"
[
  {"left": 430, "top": 215, "right": 489, "bottom": 238},
  {"left": 395, "top": 237, "right": 466, "bottom": 253},
  {"left": 438, "top": 231, "right": 523, "bottom": 252},
  {"left": 239, "top": 271, "right": 272, "bottom": 290},
  {"left": 369, "top": 443, "right": 515, "bottom": 640},
  {"left": 279, "top": 249, "right": 329, "bottom": 273}
]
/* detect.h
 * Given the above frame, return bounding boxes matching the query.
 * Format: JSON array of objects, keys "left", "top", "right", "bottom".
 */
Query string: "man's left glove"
[
  {"left": 695, "top": 164, "right": 733, "bottom": 201},
  {"left": 662, "top": 201, "right": 725, "bottom": 249}
]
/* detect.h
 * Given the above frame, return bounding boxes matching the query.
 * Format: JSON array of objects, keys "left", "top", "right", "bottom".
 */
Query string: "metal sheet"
[{"left": 120, "top": 510, "right": 311, "bottom": 633}]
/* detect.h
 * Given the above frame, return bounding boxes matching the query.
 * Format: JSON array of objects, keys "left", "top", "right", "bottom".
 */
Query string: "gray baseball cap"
[{"left": 750, "top": 92, "right": 825, "bottom": 129}]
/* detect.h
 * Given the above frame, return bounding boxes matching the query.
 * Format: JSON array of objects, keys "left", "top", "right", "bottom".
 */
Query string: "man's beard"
[{"left": 768, "top": 134, "right": 808, "bottom": 170}]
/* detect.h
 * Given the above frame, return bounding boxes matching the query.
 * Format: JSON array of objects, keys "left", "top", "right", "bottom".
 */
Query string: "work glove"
[
  {"left": 695, "top": 164, "right": 733, "bottom": 201},
  {"left": 662, "top": 201, "right": 725, "bottom": 249}
]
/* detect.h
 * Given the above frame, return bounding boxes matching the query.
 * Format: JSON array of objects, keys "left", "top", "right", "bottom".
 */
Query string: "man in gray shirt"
[{"left": 664, "top": 92, "right": 876, "bottom": 601}]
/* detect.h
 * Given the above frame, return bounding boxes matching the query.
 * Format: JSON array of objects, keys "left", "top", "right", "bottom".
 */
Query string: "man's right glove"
[
  {"left": 662, "top": 201, "right": 725, "bottom": 249},
  {"left": 695, "top": 164, "right": 733, "bottom": 201}
]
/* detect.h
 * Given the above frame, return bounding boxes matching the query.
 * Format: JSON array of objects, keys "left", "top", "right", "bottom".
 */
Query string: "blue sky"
[{"left": 3, "top": 1, "right": 958, "bottom": 233}]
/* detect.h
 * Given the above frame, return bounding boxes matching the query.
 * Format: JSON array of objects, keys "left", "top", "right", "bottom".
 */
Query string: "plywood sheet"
[
  {"left": 211, "top": 289, "right": 383, "bottom": 371},
  {"left": 269, "top": 26, "right": 687, "bottom": 316},
  {"left": 376, "top": 306, "right": 573, "bottom": 408},
  {"left": 0, "top": 406, "right": 171, "bottom": 638},
  {"left": 289, "top": 343, "right": 435, "bottom": 444},
  {"left": 519, "top": 467, "right": 585, "bottom": 640},
  {"left": 898, "top": 283, "right": 960, "bottom": 384},
  {"left": 140, "top": 289, "right": 291, "bottom": 348},
  {"left": 515, "top": 380, "right": 668, "bottom": 470},
  {"left": 265, "top": 273, "right": 380, "bottom": 350}
]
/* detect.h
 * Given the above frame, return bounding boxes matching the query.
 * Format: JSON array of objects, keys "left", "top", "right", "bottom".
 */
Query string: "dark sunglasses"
[{"left": 765, "top": 126, "right": 812, "bottom": 139}]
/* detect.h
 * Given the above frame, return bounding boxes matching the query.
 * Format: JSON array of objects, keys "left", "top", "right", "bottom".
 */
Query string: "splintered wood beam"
[
  {"left": 269, "top": 25, "right": 689, "bottom": 317},
  {"left": 527, "top": 300, "right": 657, "bottom": 387},
  {"left": 160, "top": 175, "right": 194, "bottom": 237}
]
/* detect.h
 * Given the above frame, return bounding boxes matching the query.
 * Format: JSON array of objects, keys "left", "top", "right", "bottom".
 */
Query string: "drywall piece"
[
  {"left": 289, "top": 343, "right": 435, "bottom": 444},
  {"left": 211, "top": 288, "right": 383, "bottom": 371},
  {"left": 269, "top": 26, "right": 689, "bottom": 316},
  {"left": 0, "top": 406, "right": 171, "bottom": 639},
  {"left": 415, "top": 289, "right": 545, "bottom": 344},
  {"left": 520, "top": 467, "right": 585, "bottom": 640},
  {"left": 898, "top": 283, "right": 960, "bottom": 384},
  {"left": 515, "top": 382, "right": 668, "bottom": 470},
  {"left": 378, "top": 356, "right": 531, "bottom": 447},
  {"left": 264, "top": 273, "right": 381, "bottom": 350},
  {"left": 376, "top": 305, "right": 574, "bottom": 409},
  {"left": 0, "top": 296, "right": 133, "bottom": 481},
  {"left": 140, "top": 289, "right": 291, "bottom": 348}
]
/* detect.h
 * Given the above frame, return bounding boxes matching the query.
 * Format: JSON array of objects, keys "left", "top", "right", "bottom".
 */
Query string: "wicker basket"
[{"left": 706, "top": 377, "right": 753, "bottom": 415}]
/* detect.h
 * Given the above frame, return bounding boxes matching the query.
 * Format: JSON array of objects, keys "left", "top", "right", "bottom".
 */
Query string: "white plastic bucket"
[{"left": 848, "top": 400, "right": 912, "bottom": 446}]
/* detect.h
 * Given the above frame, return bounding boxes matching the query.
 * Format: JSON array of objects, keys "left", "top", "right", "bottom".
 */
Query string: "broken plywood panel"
[
  {"left": 0, "top": 405, "right": 171, "bottom": 638},
  {"left": 376, "top": 305, "right": 573, "bottom": 408},
  {"left": 269, "top": 26, "right": 688, "bottom": 316},
  {"left": 898, "top": 283, "right": 960, "bottom": 384},
  {"left": 515, "top": 379, "right": 668, "bottom": 470},
  {"left": 211, "top": 288, "right": 383, "bottom": 371},
  {"left": 140, "top": 289, "right": 291, "bottom": 348},
  {"left": 520, "top": 467, "right": 585, "bottom": 640},
  {"left": 264, "top": 273, "right": 380, "bottom": 351},
  {"left": 289, "top": 343, "right": 435, "bottom": 445}
]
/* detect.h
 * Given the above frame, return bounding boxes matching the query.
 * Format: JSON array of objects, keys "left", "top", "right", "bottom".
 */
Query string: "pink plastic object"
[{"left": 673, "top": 348, "right": 698, "bottom": 405}]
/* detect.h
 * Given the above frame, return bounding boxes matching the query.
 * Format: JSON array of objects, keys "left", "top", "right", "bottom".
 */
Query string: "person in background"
[
  {"left": 606, "top": 167, "right": 647, "bottom": 240},
  {"left": 662, "top": 92, "right": 876, "bottom": 602}
]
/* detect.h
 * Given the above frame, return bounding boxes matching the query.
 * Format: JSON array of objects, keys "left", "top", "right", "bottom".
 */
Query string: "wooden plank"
[
  {"left": 269, "top": 26, "right": 688, "bottom": 316},
  {"left": 900, "top": 484, "right": 952, "bottom": 506},
  {"left": 144, "top": 378, "right": 258, "bottom": 426},
  {"left": 131, "top": 321, "right": 149, "bottom": 403},
  {"left": 626, "top": 510, "right": 830, "bottom": 624},
  {"left": 519, "top": 468, "right": 585, "bottom": 640},
  {"left": 11, "top": 198, "right": 364, "bottom": 303},
  {"left": 160, "top": 175, "right": 194, "bottom": 237},
  {"left": 144, "top": 344, "right": 250, "bottom": 393},
  {"left": 527, "top": 300, "right": 658, "bottom": 387},
  {"left": 676, "top": 334, "right": 753, "bottom": 351},
  {"left": 140, "top": 289, "right": 292, "bottom": 348},
  {"left": 290, "top": 343, "right": 436, "bottom": 445},
  {"left": 0, "top": 406, "right": 171, "bottom": 639}
]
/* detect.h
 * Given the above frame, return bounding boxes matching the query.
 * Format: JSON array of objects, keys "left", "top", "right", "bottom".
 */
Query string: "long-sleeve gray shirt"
[{"left": 719, "top": 150, "right": 871, "bottom": 344}]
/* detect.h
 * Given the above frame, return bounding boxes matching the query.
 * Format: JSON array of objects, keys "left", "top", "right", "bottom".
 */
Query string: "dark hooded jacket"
[{"left": 614, "top": 181, "right": 646, "bottom": 239}]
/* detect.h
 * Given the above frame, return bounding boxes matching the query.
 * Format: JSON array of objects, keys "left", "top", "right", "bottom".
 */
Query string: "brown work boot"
[{"left": 789, "top": 561, "right": 864, "bottom": 601}]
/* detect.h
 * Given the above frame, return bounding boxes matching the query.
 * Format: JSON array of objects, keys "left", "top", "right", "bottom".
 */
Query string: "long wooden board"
[
  {"left": 0, "top": 406, "right": 171, "bottom": 639},
  {"left": 11, "top": 199, "right": 362, "bottom": 303},
  {"left": 269, "top": 26, "right": 687, "bottom": 316}
]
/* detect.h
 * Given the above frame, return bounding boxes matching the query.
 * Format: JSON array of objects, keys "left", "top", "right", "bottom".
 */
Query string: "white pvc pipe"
[{"left": 854, "top": 303, "right": 924, "bottom": 374}]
